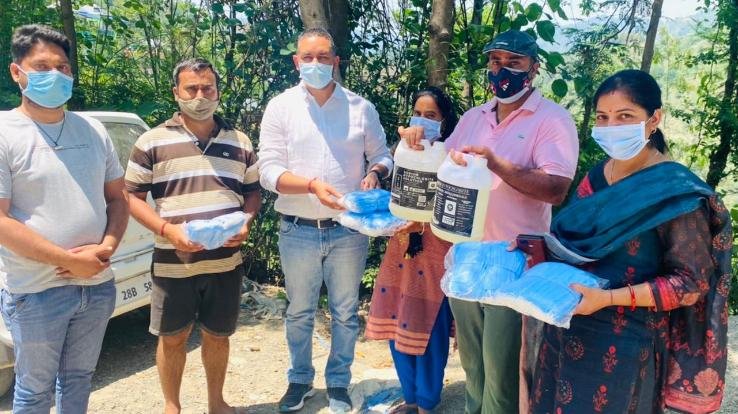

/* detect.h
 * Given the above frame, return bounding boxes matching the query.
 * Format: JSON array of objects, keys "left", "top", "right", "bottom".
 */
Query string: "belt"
[{"left": 282, "top": 214, "right": 339, "bottom": 229}]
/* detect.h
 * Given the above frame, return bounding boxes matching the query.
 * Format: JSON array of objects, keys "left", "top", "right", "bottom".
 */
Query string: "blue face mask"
[
  {"left": 488, "top": 67, "right": 531, "bottom": 104},
  {"left": 591, "top": 121, "right": 649, "bottom": 161},
  {"left": 299, "top": 62, "right": 334, "bottom": 89},
  {"left": 17, "top": 67, "right": 73, "bottom": 108},
  {"left": 409, "top": 116, "right": 443, "bottom": 141}
]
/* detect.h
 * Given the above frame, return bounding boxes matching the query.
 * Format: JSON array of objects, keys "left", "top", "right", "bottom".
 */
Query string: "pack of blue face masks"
[
  {"left": 440, "top": 242, "right": 527, "bottom": 298},
  {"left": 441, "top": 243, "right": 609, "bottom": 328},
  {"left": 334, "top": 210, "right": 407, "bottom": 238},
  {"left": 338, "top": 189, "right": 391, "bottom": 214},
  {"left": 183, "top": 211, "right": 247, "bottom": 250},
  {"left": 495, "top": 262, "right": 609, "bottom": 328}
]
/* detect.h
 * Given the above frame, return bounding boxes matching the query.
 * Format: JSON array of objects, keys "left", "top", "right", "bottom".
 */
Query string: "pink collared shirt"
[{"left": 445, "top": 89, "right": 579, "bottom": 241}]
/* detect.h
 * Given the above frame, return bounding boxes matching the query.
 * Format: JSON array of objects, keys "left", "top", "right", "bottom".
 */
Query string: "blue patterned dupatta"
[{"left": 549, "top": 161, "right": 732, "bottom": 413}]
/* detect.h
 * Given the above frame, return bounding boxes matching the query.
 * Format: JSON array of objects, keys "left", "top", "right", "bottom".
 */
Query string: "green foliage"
[
  {"left": 535, "top": 20, "right": 555, "bottom": 42},
  {"left": 686, "top": 0, "right": 738, "bottom": 189},
  {"left": 550, "top": 78, "right": 568, "bottom": 98},
  {"left": 362, "top": 266, "right": 380, "bottom": 289},
  {"left": 241, "top": 191, "right": 282, "bottom": 283},
  {"left": 361, "top": 235, "right": 388, "bottom": 289},
  {"left": 0, "top": 0, "right": 735, "bottom": 304},
  {"left": 0, "top": 0, "right": 59, "bottom": 108},
  {"left": 448, "top": 0, "right": 568, "bottom": 109},
  {"left": 551, "top": 25, "right": 636, "bottom": 191}
]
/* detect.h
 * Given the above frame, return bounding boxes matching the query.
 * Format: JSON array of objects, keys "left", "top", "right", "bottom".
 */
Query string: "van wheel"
[{"left": 0, "top": 367, "right": 13, "bottom": 397}]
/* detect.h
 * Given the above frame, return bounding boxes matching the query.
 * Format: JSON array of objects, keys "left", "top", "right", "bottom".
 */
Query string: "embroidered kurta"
[
  {"left": 531, "top": 161, "right": 732, "bottom": 414},
  {"left": 365, "top": 231, "right": 452, "bottom": 355}
]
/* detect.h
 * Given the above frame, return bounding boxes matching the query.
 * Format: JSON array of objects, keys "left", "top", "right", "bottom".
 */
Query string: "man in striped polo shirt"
[{"left": 125, "top": 58, "right": 261, "bottom": 414}]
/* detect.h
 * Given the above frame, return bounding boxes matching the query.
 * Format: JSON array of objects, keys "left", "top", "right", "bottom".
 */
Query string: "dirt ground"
[
  {"left": 0, "top": 295, "right": 735, "bottom": 413},
  {"left": 0, "top": 298, "right": 466, "bottom": 414}
]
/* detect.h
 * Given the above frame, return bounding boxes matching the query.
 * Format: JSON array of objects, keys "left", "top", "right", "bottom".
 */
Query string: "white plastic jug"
[
  {"left": 430, "top": 152, "right": 492, "bottom": 243},
  {"left": 389, "top": 139, "right": 447, "bottom": 222}
]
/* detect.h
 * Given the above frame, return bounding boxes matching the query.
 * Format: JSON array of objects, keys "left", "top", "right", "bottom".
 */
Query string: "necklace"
[
  {"left": 608, "top": 160, "right": 618, "bottom": 183},
  {"left": 33, "top": 116, "right": 67, "bottom": 150},
  {"left": 609, "top": 150, "right": 659, "bottom": 183}
]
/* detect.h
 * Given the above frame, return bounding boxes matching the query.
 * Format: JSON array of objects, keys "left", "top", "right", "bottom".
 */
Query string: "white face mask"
[
  {"left": 591, "top": 121, "right": 649, "bottom": 161},
  {"left": 495, "top": 86, "right": 530, "bottom": 104}
]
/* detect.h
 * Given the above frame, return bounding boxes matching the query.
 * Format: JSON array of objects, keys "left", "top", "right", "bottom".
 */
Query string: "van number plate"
[
  {"left": 121, "top": 281, "right": 152, "bottom": 301},
  {"left": 116, "top": 276, "right": 153, "bottom": 306}
]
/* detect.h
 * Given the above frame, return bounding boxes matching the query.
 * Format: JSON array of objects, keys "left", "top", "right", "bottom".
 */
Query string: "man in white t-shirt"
[{"left": 0, "top": 25, "right": 129, "bottom": 413}]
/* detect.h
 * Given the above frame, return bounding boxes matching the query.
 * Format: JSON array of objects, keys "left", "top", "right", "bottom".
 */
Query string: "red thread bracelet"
[
  {"left": 307, "top": 177, "right": 318, "bottom": 193},
  {"left": 627, "top": 284, "right": 636, "bottom": 311},
  {"left": 159, "top": 221, "right": 168, "bottom": 236}
]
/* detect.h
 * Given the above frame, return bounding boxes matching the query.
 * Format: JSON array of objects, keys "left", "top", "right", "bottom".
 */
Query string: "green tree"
[
  {"left": 705, "top": 0, "right": 738, "bottom": 189},
  {"left": 427, "top": 0, "right": 455, "bottom": 88},
  {"left": 0, "top": 0, "right": 734, "bottom": 299},
  {"left": 59, "top": 0, "right": 82, "bottom": 109},
  {"left": 640, "top": 0, "right": 663, "bottom": 72},
  {"left": 0, "top": 0, "right": 57, "bottom": 108}
]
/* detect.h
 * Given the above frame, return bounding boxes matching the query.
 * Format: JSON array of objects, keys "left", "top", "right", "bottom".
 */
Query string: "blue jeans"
[
  {"left": 0, "top": 279, "right": 115, "bottom": 413},
  {"left": 278, "top": 219, "right": 369, "bottom": 388}
]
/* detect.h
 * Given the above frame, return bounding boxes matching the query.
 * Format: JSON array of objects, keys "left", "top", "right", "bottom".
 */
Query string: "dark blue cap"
[{"left": 482, "top": 30, "right": 538, "bottom": 59}]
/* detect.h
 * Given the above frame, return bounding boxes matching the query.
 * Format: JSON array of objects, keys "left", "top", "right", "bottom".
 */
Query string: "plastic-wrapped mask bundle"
[
  {"left": 495, "top": 262, "right": 609, "bottom": 328},
  {"left": 184, "top": 211, "right": 247, "bottom": 250},
  {"left": 339, "top": 189, "right": 391, "bottom": 214},
  {"left": 440, "top": 242, "right": 526, "bottom": 299},
  {"left": 334, "top": 210, "right": 407, "bottom": 237}
]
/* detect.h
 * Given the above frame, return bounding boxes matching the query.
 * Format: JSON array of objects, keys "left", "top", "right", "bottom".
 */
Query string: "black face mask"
[{"left": 487, "top": 66, "right": 532, "bottom": 103}]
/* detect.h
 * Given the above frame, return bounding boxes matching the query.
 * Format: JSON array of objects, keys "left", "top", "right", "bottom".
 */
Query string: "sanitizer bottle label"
[
  {"left": 390, "top": 166, "right": 438, "bottom": 210},
  {"left": 432, "top": 180, "right": 478, "bottom": 237}
]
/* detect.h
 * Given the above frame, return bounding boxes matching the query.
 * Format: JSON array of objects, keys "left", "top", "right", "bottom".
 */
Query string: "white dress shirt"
[{"left": 258, "top": 82, "right": 393, "bottom": 219}]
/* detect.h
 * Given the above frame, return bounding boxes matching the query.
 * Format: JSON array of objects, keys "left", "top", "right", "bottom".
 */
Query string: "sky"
[{"left": 563, "top": 0, "right": 705, "bottom": 19}]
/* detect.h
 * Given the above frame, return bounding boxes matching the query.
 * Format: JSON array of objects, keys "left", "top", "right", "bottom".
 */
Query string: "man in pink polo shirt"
[{"left": 402, "top": 30, "right": 578, "bottom": 413}]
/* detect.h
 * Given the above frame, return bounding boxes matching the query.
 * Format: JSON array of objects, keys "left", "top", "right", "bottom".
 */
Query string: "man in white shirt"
[{"left": 258, "top": 28, "right": 392, "bottom": 413}]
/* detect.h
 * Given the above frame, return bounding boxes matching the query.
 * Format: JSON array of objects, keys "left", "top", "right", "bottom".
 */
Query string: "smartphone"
[{"left": 515, "top": 234, "right": 547, "bottom": 268}]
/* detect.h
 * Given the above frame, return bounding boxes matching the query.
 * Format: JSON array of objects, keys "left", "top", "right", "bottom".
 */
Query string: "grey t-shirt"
[{"left": 0, "top": 110, "right": 125, "bottom": 293}]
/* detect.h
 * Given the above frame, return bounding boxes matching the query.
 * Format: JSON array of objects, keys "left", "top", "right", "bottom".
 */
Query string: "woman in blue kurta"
[{"left": 530, "top": 70, "right": 732, "bottom": 414}]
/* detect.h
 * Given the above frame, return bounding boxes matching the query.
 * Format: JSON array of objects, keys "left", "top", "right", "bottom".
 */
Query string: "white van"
[{"left": 0, "top": 112, "right": 155, "bottom": 396}]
